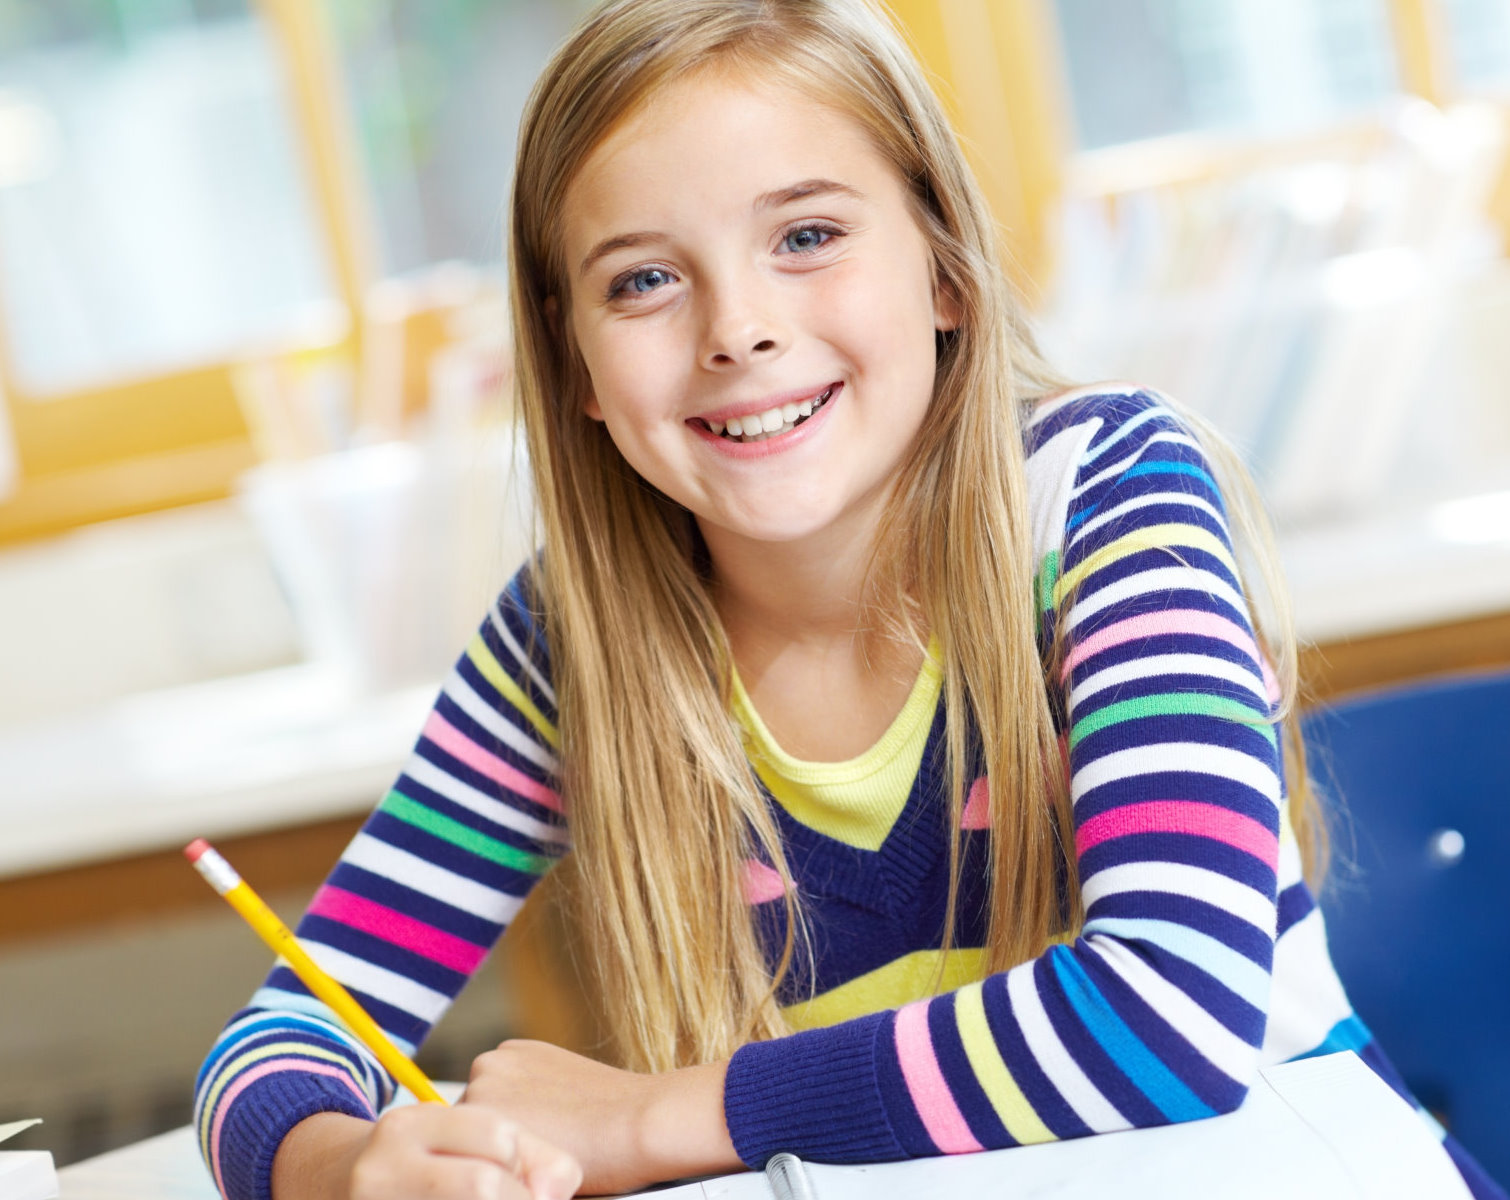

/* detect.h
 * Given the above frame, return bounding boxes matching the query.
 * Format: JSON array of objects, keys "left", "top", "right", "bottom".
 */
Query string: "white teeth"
[{"left": 709, "top": 387, "right": 834, "bottom": 442}]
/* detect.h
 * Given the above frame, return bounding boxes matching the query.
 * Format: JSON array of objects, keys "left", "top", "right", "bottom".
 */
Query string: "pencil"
[{"left": 184, "top": 837, "right": 448, "bottom": 1106}]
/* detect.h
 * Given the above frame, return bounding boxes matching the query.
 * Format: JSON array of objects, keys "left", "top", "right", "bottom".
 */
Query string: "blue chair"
[{"left": 1302, "top": 670, "right": 1510, "bottom": 1187}]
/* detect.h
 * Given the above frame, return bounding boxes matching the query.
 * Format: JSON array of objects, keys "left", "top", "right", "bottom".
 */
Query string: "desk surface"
[{"left": 55, "top": 1054, "right": 1468, "bottom": 1200}]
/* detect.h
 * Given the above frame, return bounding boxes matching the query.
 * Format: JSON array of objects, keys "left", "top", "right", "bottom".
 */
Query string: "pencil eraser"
[{"left": 184, "top": 838, "right": 212, "bottom": 863}]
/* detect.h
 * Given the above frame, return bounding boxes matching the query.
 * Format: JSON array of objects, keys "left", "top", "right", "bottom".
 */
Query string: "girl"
[{"left": 195, "top": 1, "right": 1503, "bottom": 1198}]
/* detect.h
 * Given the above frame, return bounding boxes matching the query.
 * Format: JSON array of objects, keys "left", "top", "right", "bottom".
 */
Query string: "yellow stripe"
[
  {"left": 783, "top": 948, "right": 986, "bottom": 1030},
  {"left": 199, "top": 1040, "right": 367, "bottom": 1159},
  {"left": 466, "top": 633, "right": 559, "bottom": 748},
  {"left": 1053, "top": 523, "right": 1237, "bottom": 606},
  {"left": 954, "top": 981, "right": 1057, "bottom": 1145}
]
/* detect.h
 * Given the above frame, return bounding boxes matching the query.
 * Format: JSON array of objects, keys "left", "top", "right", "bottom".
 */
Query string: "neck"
[{"left": 701, "top": 505, "right": 907, "bottom": 664}]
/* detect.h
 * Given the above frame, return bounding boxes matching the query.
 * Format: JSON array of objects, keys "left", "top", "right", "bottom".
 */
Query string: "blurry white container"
[{"left": 239, "top": 427, "right": 535, "bottom": 694}]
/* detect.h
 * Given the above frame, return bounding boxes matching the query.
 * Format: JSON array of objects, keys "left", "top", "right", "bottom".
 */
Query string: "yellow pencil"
[{"left": 184, "top": 837, "right": 448, "bottom": 1106}]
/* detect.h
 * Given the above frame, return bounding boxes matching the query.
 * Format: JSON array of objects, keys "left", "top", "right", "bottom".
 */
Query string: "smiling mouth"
[{"left": 699, "top": 386, "right": 836, "bottom": 443}]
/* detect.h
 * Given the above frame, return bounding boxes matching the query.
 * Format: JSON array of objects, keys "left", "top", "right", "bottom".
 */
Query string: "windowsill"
[{"left": 0, "top": 661, "right": 434, "bottom": 881}]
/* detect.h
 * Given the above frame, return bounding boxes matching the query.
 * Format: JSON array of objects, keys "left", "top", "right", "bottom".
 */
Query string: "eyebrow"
[{"left": 575, "top": 178, "right": 867, "bottom": 278}]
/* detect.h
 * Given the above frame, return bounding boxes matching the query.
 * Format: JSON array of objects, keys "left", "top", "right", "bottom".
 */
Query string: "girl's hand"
[
  {"left": 271, "top": 1104, "right": 582, "bottom": 1200},
  {"left": 462, "top": 1040, "right": 741, "bottom": 1195}
]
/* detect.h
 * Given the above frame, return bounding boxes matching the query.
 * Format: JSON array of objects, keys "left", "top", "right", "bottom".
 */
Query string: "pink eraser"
[{"left": 184, "top": 838, "right": 212, "bottom": 863}]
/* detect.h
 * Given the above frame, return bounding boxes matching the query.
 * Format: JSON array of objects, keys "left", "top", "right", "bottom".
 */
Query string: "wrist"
[
  {"left": 271, "top": 1111, "right": 372, "bottom": 1200},
  {"left": 635, "top": 1060, "right": 741, "bottom": 1184}
]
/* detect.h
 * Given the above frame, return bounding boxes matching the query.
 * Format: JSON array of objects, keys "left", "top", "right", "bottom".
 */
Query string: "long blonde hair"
[{"left": 508, "top": 0, "right": 1323, "bottom": 1073}]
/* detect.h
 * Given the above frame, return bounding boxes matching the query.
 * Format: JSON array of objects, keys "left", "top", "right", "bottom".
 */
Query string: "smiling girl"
[{"left": 194, "top": 2, "right": 1502, "bottom": 1199}]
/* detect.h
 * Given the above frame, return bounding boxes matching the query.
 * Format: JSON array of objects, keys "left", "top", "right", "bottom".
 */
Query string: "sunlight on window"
[
  {"left": 1052, "top": 0, "right": 1398, "bottom": 150},
  {"left": 0, "top": 1, "right": 338, "bottom": 396}
]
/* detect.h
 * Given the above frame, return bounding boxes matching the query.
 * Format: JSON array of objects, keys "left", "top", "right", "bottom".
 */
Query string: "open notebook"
[
  {"left": 627, "top": 1052, "right": 1470, "bottom": 1200},
  {"left": 0, "top": 1119, "right": 58, "bottom": 1200}
]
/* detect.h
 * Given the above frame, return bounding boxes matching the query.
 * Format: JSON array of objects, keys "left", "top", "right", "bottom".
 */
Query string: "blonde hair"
[{"left": 508, "top": 0, "right": 1324, "bottom": 1073}]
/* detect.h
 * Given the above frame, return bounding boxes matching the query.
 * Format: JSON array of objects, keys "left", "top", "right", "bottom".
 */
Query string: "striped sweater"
[{"left": 194, "top": 388, "right": 1500, "bottom": 1200}]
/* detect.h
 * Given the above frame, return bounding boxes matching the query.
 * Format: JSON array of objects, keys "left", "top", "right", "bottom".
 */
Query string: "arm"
[
  {"left": 724, "top": 392, "right": 1284, "bottom": 1165},
  {"left": 194, "top": 567, "right": 570, "bottom": 1200}
]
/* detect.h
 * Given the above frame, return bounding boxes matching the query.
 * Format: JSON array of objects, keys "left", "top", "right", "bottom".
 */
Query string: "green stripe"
[
  {"left": 1069, "top": 692, "right": 1275, "bottom": 751},
  {"left": 380, "top": 790, "right": 553, "bottom": 876},
  {"left": 1037, "top": 549, "right": 1060, "bottom": 614}
]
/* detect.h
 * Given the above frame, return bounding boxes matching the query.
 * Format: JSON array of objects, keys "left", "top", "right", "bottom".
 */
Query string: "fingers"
[
  {"left": 515, "top": 1127, "right": 585, "bottom": 1200},
  {"left": 349, "top": 1103, "right": 579, "bottom": 1200}
]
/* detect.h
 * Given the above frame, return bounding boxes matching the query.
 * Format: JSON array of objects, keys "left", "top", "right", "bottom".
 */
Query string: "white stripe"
[
  {"left": 1069, "top": 491, "right": 1230, "bottom": 552},
  {"left": 1087, "top": 917, "right": 1272, "bottom": 1012},
  {"left": 1072, "top": 742, "right": 1282, "bottom": 807},
  {"left": 1082, "top": 405, "right": 1171, "bottom": 463},
  {"left": 1080, "top": 860, "right": 1276, "bottom": 936},
  {"left": 343, "top": 832, "right": 526, "bottom": 925},
  {"left": 1087, "top": 934, "right": 1256, "bottom": 1084},
  {"left": 445, "top": 668, "right": 559, "bottom": 774},
  {"left": 1007, "top": 961, "right": 1131, "bottom": 1133},
  {"left": 1070, "top": 653, "right": 1268, "bottom": 709},
  {"left": 488, "top": 603, "right": 558, "bottom": 707},
  {"left": 1261, "top": 907, "right": 1354, "bottom": 1063},
  {"left": 404, "top": 755, "right": 570, "bottom": 846},
  {"left": 303, "top": 942, "right": 451, "bottom": 1026},
  {"left": 1071, "top": 432, "right": 1200, "bottom": 499},
  {"left": 246, "top": 987, "right": 416, "bottom": 1059},
  {"left": 1062, "top": 565, "right": 1249, "bottom": 634}
]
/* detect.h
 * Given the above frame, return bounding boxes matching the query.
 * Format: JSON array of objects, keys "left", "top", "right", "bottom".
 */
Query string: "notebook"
[{"left": 0, "top": 1119, "right": 58, "bottom": 1200}]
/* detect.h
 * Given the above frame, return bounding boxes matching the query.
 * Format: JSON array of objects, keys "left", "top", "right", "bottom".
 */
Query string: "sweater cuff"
[
  {"left": 210, "top": 1071, "right": 376, "bottom": 1200},
  {"left": 723, "top": 1010, "right": 906, "bottom": 1167}
]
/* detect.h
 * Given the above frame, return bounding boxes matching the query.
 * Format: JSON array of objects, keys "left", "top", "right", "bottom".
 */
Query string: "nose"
[{"left": 699, "top": 274, "right": 786, "bottom": 370}]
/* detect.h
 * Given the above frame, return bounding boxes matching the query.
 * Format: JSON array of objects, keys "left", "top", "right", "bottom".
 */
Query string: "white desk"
[{"left": 55, "top": 1054, "right": 1469, "bottom": 1200}]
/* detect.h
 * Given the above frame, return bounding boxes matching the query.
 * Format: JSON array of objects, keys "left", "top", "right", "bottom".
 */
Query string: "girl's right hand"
[{"left": 272, "top": 1105, "right": 583, "bottom": 1200}]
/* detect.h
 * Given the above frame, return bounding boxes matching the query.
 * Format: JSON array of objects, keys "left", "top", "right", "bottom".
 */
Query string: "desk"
[{"left": 55, "top": 1054, "right": 1469, "bottom": 1199}]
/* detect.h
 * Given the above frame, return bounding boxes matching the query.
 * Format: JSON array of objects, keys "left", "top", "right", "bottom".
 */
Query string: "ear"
[{"left": 933, "top": 274, "right": 962, "bottom": 333}]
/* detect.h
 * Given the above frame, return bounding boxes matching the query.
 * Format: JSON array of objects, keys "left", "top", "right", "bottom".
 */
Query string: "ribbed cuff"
[
  {"left": 213, "top": 1072, "right": 376, "bottom": 1200},
  {"left": 723, "top": 1010, "right": 906, "bottom": 1168}
]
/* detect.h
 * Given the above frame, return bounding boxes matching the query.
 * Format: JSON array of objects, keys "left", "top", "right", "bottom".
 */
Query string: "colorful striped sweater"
[{"left": 194, "top": 388, "right": 1500, "bottom": 1200}]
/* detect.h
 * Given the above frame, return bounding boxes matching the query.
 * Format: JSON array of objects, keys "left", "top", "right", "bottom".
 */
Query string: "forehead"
[{"left": 561, "top": 72, "right": 903, "bottom": 252}]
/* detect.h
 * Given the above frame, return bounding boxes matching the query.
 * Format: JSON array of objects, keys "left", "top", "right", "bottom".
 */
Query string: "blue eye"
[
  {"left": 782, "top": 226, "right": 832, "bottom": 253},
  {"left": 609, "top": 266, "right": 675, "bottom": 299}
]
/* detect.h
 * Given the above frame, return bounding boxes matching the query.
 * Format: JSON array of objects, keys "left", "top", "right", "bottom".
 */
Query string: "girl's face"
[{"left": 559, "top": 72, "right": 957, "bottom": 557}]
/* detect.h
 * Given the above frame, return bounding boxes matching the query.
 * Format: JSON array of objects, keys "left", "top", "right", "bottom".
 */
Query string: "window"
[
  {"left": 0, "top": 0, "right": 339, "bottom": 396},
  {"left": 1052, "top": 0, "right": 1399, "bottom": 150}
]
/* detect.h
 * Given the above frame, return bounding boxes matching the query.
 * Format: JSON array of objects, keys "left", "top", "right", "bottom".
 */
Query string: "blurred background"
[{"left": 1, "top": 0, "right": 1508, "bottom": 1172}]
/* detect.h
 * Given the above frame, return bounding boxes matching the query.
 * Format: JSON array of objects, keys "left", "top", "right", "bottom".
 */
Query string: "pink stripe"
[
  {"left": 893, "top": 1001, "right": 984, "bottom": 1154},
  {"left": 210, "top": 1059, "right": 372, "bottom": 1196},
  {"left": 740, "top": 859, "right": 788, "bottom": 905},
  {"left": 423, "top": 710, "right": 561, "bottom": 811},
  {"left": 309, "top": 886, "right": 486, "bottom": 974},
  {"left": 1062, "top": 610, "right": 1261, "bottom": 682},
  {"left": 1260, "top": 656, "right": 1282, "bottom": 704},
  {"left": 961, "top": 777, "right": 990, "bottom": 830},
  {"left": 1076, "top": 800, "right": 1279, "bottom": 868}
]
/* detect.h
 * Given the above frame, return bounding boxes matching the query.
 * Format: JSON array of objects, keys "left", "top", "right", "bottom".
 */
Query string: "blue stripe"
[
  {"left": 1049, "top": 948, "right": 1216, "bottom": 1122},
  {"left": 1115, "top": 460, "right": 1218, "bottom": 494},
  {"left": 1296, "top": 1012, "right": 1372, "bottom": 1059}
]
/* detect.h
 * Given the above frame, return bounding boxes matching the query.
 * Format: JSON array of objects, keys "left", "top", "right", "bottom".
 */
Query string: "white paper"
[
  {"left": 621, "top": 1053, "right": 1468, "bottom": 1200},
  {"left": 0, "top": 1118, "right": 58, "bottom": 1200},
  {"left": 0, "top": 1122, "right": 41, "bottom": 1147}
]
